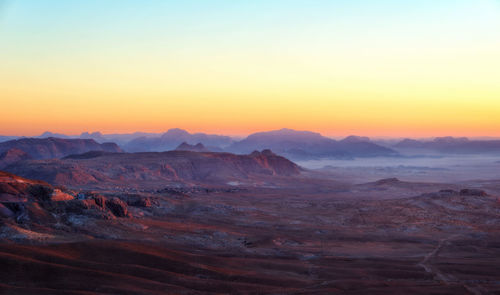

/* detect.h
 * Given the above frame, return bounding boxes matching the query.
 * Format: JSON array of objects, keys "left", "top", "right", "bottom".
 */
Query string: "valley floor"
[{"left": 0, "top": 181, "right": 499, "bottom": 294}]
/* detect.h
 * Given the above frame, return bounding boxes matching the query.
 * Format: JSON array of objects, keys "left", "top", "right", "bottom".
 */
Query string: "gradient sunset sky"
[{"left": 1, "top": 0, "right": 499, "bottom": 137}]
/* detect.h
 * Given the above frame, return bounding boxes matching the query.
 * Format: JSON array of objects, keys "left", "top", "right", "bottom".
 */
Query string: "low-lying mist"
[{"left": 297, "top": 153, "right": 500, "bottom": 183}]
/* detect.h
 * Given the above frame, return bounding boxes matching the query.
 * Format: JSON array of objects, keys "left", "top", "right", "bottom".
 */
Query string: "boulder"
[
  {"left": 126, "top": 196, "right": 152, "bottom": 208},
  {"left": 50, "top": 189, "right": 74, "bottom": 202},
  {"left": 105, "top": 197, "right": 129, "bottom": 217},
  {"left": 135, "top": 197, "right": 152, "bottom": 208},
  {"left": 93, "top": 195, "right": 107, "bottom": 208}
]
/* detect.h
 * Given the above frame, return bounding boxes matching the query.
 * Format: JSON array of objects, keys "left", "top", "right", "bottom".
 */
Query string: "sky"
[{"left": 1, "top": 0, "right": 499, "bottom": 137}]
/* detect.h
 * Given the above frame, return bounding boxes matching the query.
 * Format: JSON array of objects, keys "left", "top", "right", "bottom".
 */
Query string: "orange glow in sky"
[{"left": 1, "top": 1, "right": 499, "bottom": 137}]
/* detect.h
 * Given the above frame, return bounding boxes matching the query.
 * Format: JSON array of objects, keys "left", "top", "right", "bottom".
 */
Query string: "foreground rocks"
[
  {"left": 105, "top": 197, "right": 129, "bottom": 217},
  {"left": 0, "top": 171, "right": 161, "bottom": 230},
  {"left": 0, "top": 169, "right": 499, "bottom": 294}
]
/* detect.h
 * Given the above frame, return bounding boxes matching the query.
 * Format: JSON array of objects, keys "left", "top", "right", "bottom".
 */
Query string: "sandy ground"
[{"left": 0, "top": 175, "right": 499, "bottom": 294}]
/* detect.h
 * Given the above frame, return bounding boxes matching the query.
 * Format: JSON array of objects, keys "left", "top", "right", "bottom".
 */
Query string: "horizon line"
[{"left": 2, "top": 128, "right": 500, "bottom": 140}]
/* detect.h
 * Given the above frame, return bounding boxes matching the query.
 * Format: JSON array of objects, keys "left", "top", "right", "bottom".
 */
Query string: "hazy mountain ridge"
[
  {"left": 175, "top": 142, "right": 211, "bottom": 152},
  {"left": 124, "top": 128, "right": 234, "bottom": 152},
  {"left": 0, "top": 136, "right": 20, "bottom": 143},
  {"left": 394, "top": 136, "right": 500, "bottom": 154},
  {"left": 0, "top": 138, "right": 122, "bottom": 160},
  {"left": 5, "top": 129, "right": 500, "bottom": 160},
  {"left": 227, "top": 128, "right": 397, "bottom": 160}
]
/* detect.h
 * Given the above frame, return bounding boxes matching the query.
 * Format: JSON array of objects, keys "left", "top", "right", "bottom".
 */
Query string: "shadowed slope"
[{"left": 0, "top": 148, "right": 32, "bottom": 169}]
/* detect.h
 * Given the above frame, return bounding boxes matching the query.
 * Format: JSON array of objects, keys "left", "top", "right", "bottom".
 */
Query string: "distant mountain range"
[
  {"left": 0, "top": 128, "right": 405, "bottom": 160},
  {"left": 0, "top": 138, "right": 122, "bottom": 168},
  {"left": 124, "top": 128, "right": 233, "bottom": 152},
  {"left": 0, "top": 136, "right": 20, "bottom": 143},
  {"left": 227, "top": 129, "right": 397, "bottom": 160},
  {"left": 175, "top": 142, "right": 211, "bottom": 152},
  {"left": 39, "top": 131, "right": 160, "bottom": 146},
  {"left": 393, "top": 136, "right": 500, "bottom": 154},
  {"left": 2, "top": 129, "right": 499, "bottom": 160}
]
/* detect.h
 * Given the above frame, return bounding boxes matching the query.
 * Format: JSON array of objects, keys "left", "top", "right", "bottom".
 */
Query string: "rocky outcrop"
[
  {"left": 249, "top": 150, "right": 302, "bottom": 176},
  {"left": 93, "top": 195, "right": 107, "bottom": 208},
  {"left": 105, "top": 197, "right": 129, "bottom": 217},
  {"left": 50, "top": 189, "right": 74, "bottom": 201},
  {"left": 0, "top": 171, "right": 134, "bottom": 229},
  {"left": 64, "top": 199, "right": 100, "bottom": 214},
  {"left": 27, "top": 184, "right": 54, "bottom": 201},
  {"left": 0, "top": 171, "right": 54, "bottom": 203},
  {"left": 125, "top": 195, "right": 153, "bottom": 208}
]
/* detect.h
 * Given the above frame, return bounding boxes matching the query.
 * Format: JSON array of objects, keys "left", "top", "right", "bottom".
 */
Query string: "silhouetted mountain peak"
[
  {"left": 39, "top": 131, "right": 70, "bottom": 138},
  {"left": 0, "top": 138, "right": 122, "bottom": 160},
  {"left": 247, "top": 129, "right": 324, "bottom": 140},
  {"left": 162, "top": 128, "right": 190, "bottom": 138},
  {"left": 341, "top": 135, "right": 371, "bottom": 143}
]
